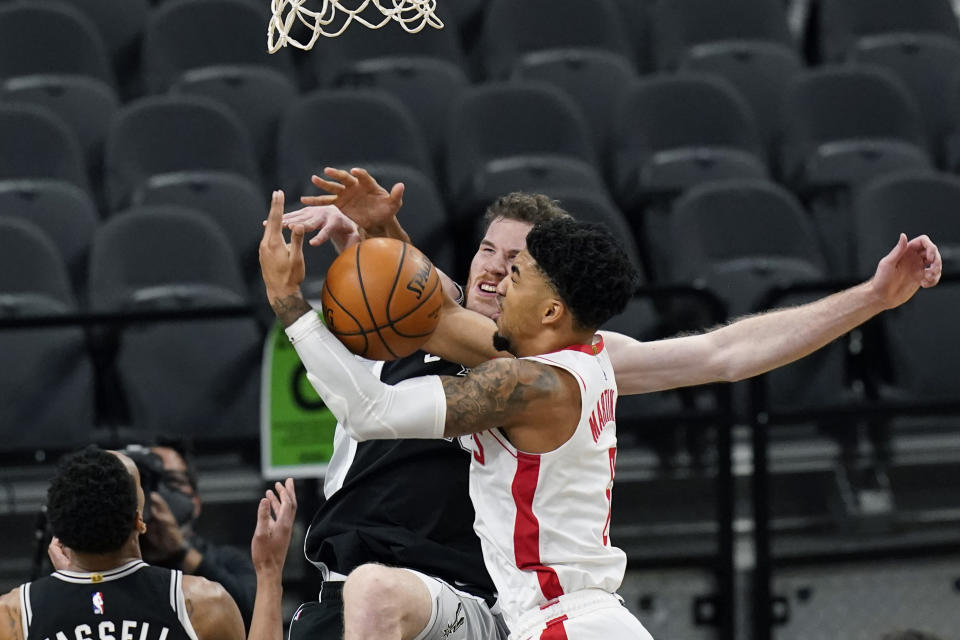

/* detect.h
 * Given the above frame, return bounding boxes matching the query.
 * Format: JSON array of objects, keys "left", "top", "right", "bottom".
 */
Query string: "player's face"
[
  {"left": 492, "top": 251, "right": 556, "bottom": 355},
  {"left": 465, "top": 217, "right": 533, "bottom": 320}
]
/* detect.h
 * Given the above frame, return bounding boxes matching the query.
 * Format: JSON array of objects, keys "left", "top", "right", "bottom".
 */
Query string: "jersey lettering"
[
  {"left": 588, "top": 389, "right": 615, "bottom": 443},
  {"left": 99, "top": 621, "right": 115, "bottom": 640},
  {"left": 76, "top": 624, "right": 92, "bottom": 640}
]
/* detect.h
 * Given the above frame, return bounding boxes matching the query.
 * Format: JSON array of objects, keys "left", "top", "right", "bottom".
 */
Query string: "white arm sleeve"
[{"left": 285, "top": 312, "right": 447, "bottom": 441}]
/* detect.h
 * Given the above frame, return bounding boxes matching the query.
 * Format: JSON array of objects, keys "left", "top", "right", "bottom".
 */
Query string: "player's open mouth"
[{"left": 477, "top": 283, "right": 498, "bottom": 296}]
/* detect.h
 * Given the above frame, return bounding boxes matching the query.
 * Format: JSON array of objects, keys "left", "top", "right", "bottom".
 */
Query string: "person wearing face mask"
[{"left": 133, "top": 442, "right": 257, "bottom": 630}]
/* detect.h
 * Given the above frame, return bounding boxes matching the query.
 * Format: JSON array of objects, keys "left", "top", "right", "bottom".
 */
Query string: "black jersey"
[
  {"left": 20, "top": 560, "right": 196, "bottom": 640},
  {"left": 302, "top": 350, "right": 495, "bottom": 601}
]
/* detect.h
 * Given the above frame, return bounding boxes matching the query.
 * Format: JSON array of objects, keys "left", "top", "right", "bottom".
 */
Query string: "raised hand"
[
  {"left": 301, "top": 167, "right": 404, "bottom": 232},
  {"left": 251, "top": 478, "right": 296, "bottom": 576},
  {"left": 871, "top": 233, "right": 942, "bottom": 309},
  {"left": 281, "top": 204, "right": 362, "bottom": 250},
  {"left": 259, "top": 191, "right": 306, "bottom": 303}
]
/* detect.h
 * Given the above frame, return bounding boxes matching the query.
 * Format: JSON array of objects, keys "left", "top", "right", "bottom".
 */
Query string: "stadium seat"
[
  {"left": 817, "top": 0, "right": 960, "bottom": 63},
  {"left": 170, "top": 66, "right": 298, "bottom": 185},
  {"left": 0, "top": 2, "right": 114, "bottom": 86},
  {"left": 1, "top": 75, "right": 118, "bottom": 190},
  {"left": 335, "top": 58, "right": 469, "bottom": 168},
  {"left": 310, "top": 12, "right": 466, "bottom": 86},
  {"left": 611, "top": 74, "right": 766, "bottom": 212},
  {"left": 105, "top": 95, "right": 259, "bottom": 211},
  {"left": 136, "top": 173, "right": 266, "bottom": 285},
  {"left": 851, "top": 34, "right": 960, "bottom": 166},
  {"left": 444, "top": 83, "right": 604, "bottom": 227},
  {"left": 667, "top": 179, "right": 826, "bottom": 315},
  {"left": 479, "top": 0, "right": 632, "bottom": 79},
  {"left": 855, "top": 170, "right": 960, "bottom": 279},
  {"left": 0, "top": 182, "right": 99, "bottom": 298},
  {"left": 52, "top": 0, "right": 148, "bottom": 79},
  {"left": 278, "top": 89, "right": 434, "bottom": 198},
  {"left": 679, "top": 41, "right": 802, "bottom": 168},
  {"left": 652, "top": 0, "right": 794, "bottom": 70},
  {"left": 0, "top": 217, "right": 94, "bottom": 451},
  {"left": 667, "top": 179, "right": 849, "bottom": 417},
  {"left": 537, "top": 187, "right": 643, "bottom": 272},
  {"left": 143, "top": 0, "right": 296, "bottom": 93},
  {"left": 88, "top": 206, "right": 261, "bottom": 441},
  {"left": 0, "top": 103, "right": 90, "bottom": 194},
  {"left": 780, "top": 66, "right": 931, "bottom": 272},
  {"left": 512, "top": 49, "right": 637, "bottom": 163}
]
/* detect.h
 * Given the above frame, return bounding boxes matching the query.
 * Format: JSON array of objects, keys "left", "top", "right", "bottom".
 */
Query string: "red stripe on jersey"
[
  {"left": 512, "top": 452, "right": 564, "bottom": 601},
  {"left": 562, "top": 335, "right": 604, "bottom": 356},
  {"left": 540, "top": 615, "right": 569, "bottom": 639}
]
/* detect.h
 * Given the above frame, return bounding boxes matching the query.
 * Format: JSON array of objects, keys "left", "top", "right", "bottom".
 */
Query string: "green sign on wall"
[{"left": 259, "top": 315, "right": 338, "bottom": 479}]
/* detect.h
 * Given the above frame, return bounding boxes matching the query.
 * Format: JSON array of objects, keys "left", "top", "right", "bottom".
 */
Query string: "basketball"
[{"left": 321, "top": 238, "right": 443, "bottom": 361}]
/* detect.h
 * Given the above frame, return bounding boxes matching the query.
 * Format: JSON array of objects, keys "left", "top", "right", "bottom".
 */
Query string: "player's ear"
[
  {"left": 541, "top": 298, "right": 565, "bottom": 326},
  {"left": 135, "top": 510, "right": 147, "bottom": 535}
]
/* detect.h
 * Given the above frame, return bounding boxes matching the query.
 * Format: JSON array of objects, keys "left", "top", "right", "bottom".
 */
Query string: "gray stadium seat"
[
  {"left": 667, "top": 179, "right": 849, "bottom": 418},
  {"left": 444, "top": 83, "right": 604, "bottom": 224},
  {"left": 136, "top": 173, "right": 266, "bottom": 285},
  {"left": 652, "top": 0, "right": 794, "bottom": 70},
  {"left": 0, "top": 2, "right": 114, "bottom": 86},
  {"left": 88, "top": 206, "right": 261, "bottom": 441},
  {"left": 480, "top": 0, "right": 632, "bottom": 79},
  {"left": 0, "top": 103, "right": 90, "bottom": 194},
  {"left": 335, "top": 58, "right": 469, "bottom": 168},
  {"left": 143, "top": 0, "right": 296, "bottom": 93},
  {"left": 680, "top": 41, "right": 802, "bottom": 168},
  {"left": 105, "top": 95, "right": 259, "bottom": 210},
  {"left": 170, "top": 66, "right": 298, "bottom": 185},
  {"left": 538, "top": 187, "right": 643, "bottom": 272},
  {"left": 278, "top": 89, "right": 434, "bottom": 198},
  {"left": 310, "top": 12, "right": 466, "bottom": 86},
  {"left": 855, "top": 170, "right": 960, "bottom": 279},
  {"left": 52, "top": 0, "right": 148, "bottom": 78},
  {"left": 780, "top": 66, "right": 932, "bottom": 273},
  {"left": 818, "top": 0, "right": 960, "bottom": 63},
  {"left": 851, "top": 34, "right": 960, "bottom": 166},
  {"left": 611, "top": 73, "right": 766, "bottom": 212},
  {"left": 1, "top": 75, "right": 118, "bottom": 191},
  {"left": 0, "top": 182, "right": 99, "bottom": 298},
  {"left": 0, "top": 217, "right": 94, "bottom": 451},
  {"left": 512, "top": 49, "right": 637, "bottom": 162}
]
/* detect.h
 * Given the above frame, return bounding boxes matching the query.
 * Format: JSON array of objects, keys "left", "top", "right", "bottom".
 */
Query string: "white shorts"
[
  {"left": 508, "top": 589, "right": 654, "bottom": 640},
  {"left": 404, "top": 569, "right": 509, "bottom": 640}
]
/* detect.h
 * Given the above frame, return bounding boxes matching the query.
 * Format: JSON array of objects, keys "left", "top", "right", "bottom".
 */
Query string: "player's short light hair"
[{"left": 481, "top": 192, "right": 572, "bottom": 235}]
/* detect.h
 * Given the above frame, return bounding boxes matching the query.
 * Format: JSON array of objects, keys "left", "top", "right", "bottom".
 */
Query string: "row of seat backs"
[{"left": 4, "top": 0, "right": 956, "bottom": 85}]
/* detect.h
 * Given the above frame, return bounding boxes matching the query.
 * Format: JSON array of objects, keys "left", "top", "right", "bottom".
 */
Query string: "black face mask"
[{"left": 157, "top": 483, "right": 195, "bottom": 527}]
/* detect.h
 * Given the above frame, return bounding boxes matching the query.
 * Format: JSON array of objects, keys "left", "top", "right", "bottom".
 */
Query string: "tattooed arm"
[
  {"left": 0, "top": 589, "right": 22, "bottom": 640},
  {"left": 441, "top": 358, "right": 582, "bottom": 453}
]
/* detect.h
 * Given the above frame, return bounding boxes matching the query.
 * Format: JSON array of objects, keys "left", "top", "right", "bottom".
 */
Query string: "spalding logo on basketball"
[{"left": 321, "top": 238, "right": 443, "bottom": 361}]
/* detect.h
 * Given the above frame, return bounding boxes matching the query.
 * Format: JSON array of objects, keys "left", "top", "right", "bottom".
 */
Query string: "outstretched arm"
[
  {"left": 607, "top": 233, "right": 943, "bottom": 395},
  {"left": 0, "top": 589, "right": 22, "bottom": 640}
]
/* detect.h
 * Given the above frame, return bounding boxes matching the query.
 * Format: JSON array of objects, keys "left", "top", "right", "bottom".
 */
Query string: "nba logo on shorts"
[{"left": 92, "top": 591, "right": 104, "bottom": 615}]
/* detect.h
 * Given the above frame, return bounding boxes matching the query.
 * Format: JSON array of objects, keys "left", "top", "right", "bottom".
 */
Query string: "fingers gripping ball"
[{"left": 321, "top": 238, "right": 442, "bottom": 360}]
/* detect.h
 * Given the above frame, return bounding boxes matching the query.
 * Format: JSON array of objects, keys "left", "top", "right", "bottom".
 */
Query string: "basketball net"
[{"left": 267, "top": 0, "right": 444, "bottom": 52}]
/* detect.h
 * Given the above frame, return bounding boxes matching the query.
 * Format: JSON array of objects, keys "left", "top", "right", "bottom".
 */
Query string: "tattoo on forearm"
[
  {"left": 270, "top": 293, "right": 313, "bottom": 328},
  {"left": 442, "top": 360, "right": 559, "bottom": 435}
]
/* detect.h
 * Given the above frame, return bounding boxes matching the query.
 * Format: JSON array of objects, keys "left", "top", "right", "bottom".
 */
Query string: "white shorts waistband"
[{"left": 509, "top": 589, "right": 623, "bottom": 640}]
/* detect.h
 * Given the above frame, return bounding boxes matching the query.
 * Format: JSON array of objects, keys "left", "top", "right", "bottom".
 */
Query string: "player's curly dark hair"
[
  {"left": 526, "top": 217, "right": 638, "bottom": 331},
  {"left": 482, "top": 192, "right": 572, "bottom": 233},
  {"left": 47, "top": 446, "right": 139, "bottom": 554}
]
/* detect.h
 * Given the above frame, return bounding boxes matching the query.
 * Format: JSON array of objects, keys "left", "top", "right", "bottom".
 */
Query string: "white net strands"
[{"left": 267, "top": 0, "right": 444, "bottom": 51}]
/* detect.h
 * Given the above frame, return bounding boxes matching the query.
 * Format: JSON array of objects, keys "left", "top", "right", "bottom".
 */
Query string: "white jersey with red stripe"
[{"left": 461, "top": 337, "right": 626, "bottom": 630}]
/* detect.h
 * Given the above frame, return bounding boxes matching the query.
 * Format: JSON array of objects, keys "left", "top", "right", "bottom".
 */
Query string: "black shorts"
[{"left": 288, "top": 582, "right": 344, "bottom": 640}]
